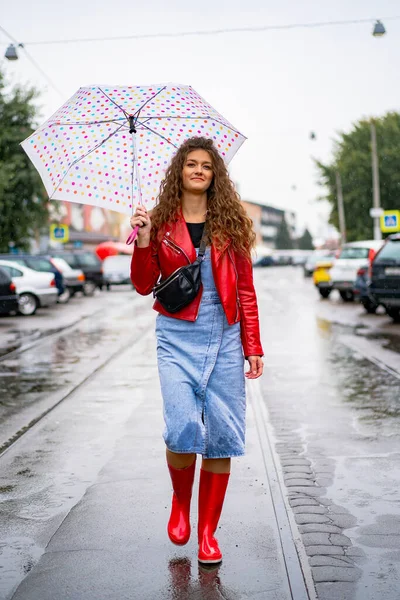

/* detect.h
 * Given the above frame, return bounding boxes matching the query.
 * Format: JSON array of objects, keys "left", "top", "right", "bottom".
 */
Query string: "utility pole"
[
  {"left": 335, "top": 171, "right": 346, "bottom": 244},
  {"left": 370, "top": 121, "right": 382, "bottom": 240}
]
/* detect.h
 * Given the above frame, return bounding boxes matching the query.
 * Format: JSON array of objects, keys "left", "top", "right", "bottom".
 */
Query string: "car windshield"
[
  {"left": 25, "top": 257, "right": 53, "bottom": 272},
  {"left": 51, "top": 258, "right": 71, "bottom": 272},
  {"left": 339, "top": 247, "right": 369, "bottom": 259},
  {"left": 76, "top": 254, "right": 101, "bottom": 267},
  {"left": 309, "top": 252, "right": 333, "bottom": 264},
  {"left": 53, "top": 254, "right": 79, "bottom": 268},
  {"left": 375, "top": 240, "right": 400, "bottom": 262}
]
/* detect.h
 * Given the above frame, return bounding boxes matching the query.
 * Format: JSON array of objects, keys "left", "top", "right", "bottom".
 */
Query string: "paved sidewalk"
[{"left": 6, "top": 318, "right": 312, "bottom": 600}]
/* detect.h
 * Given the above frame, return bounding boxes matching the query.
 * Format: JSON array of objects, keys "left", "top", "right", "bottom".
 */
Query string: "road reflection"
[{"left": 167, "top": 557, "right": 239, "bottom": 600}]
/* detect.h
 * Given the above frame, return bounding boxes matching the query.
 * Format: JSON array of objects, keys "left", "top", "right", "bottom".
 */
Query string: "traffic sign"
[
  {"left": 380, "top": 211, "right": 400, "bottom": 233},
  {"left": 50, "top": 224, "right": 69, "bottom": 243},
  {"left": 369, "top": 207, "right": 384, "bottom": 218}
]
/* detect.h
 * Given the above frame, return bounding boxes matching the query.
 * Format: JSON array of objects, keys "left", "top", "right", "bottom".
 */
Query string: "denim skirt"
[{"left": 155, "top": 289, "right": 246, "bottom": 459}]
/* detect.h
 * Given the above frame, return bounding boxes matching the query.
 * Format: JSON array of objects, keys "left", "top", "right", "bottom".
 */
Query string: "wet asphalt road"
[
  {"left": 0, "top": 268, "right": 399, "bottom": 599},
  {"left": 257, "top": 267, "right": 400, "bottom": 599}
]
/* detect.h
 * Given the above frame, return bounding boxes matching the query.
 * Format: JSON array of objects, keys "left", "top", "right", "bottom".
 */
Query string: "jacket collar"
[
  {"left": 162, "top": 210, "right": 231, "bottom": 261},
  {"left": 163, "top": 213, "right": 197, "bottom": 262}
]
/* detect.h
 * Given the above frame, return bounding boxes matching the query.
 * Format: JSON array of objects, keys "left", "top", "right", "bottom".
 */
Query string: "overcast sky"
[{"left": 2, "top": 0, "right": 400, "bottom": 238}]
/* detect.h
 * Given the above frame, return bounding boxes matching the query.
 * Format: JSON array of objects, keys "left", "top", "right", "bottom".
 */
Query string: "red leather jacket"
[{"left": 130, "top": 215, "right": 263, "bottom": 358}]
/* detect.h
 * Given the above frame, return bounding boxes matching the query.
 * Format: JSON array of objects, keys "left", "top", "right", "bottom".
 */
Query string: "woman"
[{"left": 130, "top": 137, "right": 263, "bottom": 565}]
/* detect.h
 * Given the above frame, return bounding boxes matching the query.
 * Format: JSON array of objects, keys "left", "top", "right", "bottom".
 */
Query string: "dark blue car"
[{"left": 354, "top": 264, "right": 379, "bottom": 313}]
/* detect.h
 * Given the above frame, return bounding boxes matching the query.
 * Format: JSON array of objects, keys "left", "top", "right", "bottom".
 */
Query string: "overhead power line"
[
  {"left": 4, "top": 15, "right": 400, "bottom": 46},
  {"left": 0, "top": 25, "right": 63, "bottom": 97}
]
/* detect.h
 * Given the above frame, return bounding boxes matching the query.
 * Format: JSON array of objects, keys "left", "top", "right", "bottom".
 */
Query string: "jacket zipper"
[
  {"left": 228, "top": 248, "right": 240, "bottom": 321},
  {"left": 154, "top": 266, "right": 185, "bottom": 294},
  {"left": 161, "top": 232, "right": 202, "bottom": 320},
  {"left": 162, "top": 238, "right": 180, "bottom": 254},
  {"left": 164, "top": 233, "right": 191, "bottom": 264}
]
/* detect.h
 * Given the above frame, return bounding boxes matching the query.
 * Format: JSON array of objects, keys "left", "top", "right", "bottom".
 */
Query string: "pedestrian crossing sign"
[
  {"left": 50, "top": 224, "right": 69, "bottom": 243},
  {"left": 380, "top": 211, "right": 400, "bottom": 233}
]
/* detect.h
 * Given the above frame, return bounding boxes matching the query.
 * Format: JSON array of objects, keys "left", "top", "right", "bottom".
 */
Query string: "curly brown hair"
[{"left": 150, "top": 137, "right": 255, "bottom": 257}]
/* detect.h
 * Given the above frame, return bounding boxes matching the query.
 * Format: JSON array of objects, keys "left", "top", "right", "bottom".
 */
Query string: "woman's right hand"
[{"left": 130, "top": 205, "right": 151, "bottom": 242}]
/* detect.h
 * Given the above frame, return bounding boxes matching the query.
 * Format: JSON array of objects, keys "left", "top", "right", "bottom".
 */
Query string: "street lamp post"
[
  {"left": 370, "top": 121, "right": 382, "bottom": 241},
  {"left": 335, "top": 172, "right": 346, "bottom": 244}
]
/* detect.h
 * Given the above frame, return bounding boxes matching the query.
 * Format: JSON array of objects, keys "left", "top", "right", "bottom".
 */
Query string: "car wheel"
[
  {"left": 362, "top": 299, "right": 378, "bottom": 314},
  {"left": 83, "top": 281, "right": 96, "bottom": 296},
  {"left": 319, "top": 288, "right": 331, "bottom": 299},
  {"left": 57, "top": 288, "right": 71, "bottom": 304},
  {"left": 339, "top": 290, "right": 354, "bottom": 302},
  {"left": 18, "top": 293, "right": 39, "bottom": 316},
  {"left": 386, "top": 307, "right": 400, "bottom": 322}
]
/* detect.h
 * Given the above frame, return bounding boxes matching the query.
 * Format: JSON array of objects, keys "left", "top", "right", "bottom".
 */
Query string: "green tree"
[
  {"left": 0, "top": 71, "right": 48, "bottom": 253},
  {"left": 297, "top": 228, "right": 314, "bottom": 250},
  {"left": 315, "top": 112, "right": 400, "bottom": 242},
  {"left": 275, "top": 216, "right": 293, "bottom": 249}
]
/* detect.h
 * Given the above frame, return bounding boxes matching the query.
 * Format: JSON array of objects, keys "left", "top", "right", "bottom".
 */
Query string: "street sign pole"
[{"left": 370, "top": 121, "right": 382, "bottom": 241}]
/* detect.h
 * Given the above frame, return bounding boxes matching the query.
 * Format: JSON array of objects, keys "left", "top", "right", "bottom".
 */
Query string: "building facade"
[{"left": 242, "top": 200, "right": 296, "bottom": 249}]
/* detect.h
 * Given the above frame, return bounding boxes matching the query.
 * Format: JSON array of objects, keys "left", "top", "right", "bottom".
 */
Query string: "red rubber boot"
[
  {"left": 167, "top": 459, "right": 196, "bottom": 545},
  {"left": 198, "top": 469, "right": 230, "bottom": 564}
]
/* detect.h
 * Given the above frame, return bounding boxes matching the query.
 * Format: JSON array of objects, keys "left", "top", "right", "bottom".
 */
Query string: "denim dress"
[{"left": 155, "top": 246, "right": 246, "bottom": 459}]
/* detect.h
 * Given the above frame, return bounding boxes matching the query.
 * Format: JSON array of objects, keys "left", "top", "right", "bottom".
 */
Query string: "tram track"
[
  {"left": 0, "top": 293, "right": 153, "bottom": 458},
  {"left": 0, "top": 299, "right": 125, "bottom": 364}
]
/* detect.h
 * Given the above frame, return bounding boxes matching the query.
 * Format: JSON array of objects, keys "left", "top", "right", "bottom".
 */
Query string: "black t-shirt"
[{"left": 186, "top": 222, "right": 205, "bottom": 248}]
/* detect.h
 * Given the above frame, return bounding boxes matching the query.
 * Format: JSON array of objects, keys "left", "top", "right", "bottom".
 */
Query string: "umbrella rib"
[
  {"left": 48, "top": 122, "right": 126, "bottom": 198},
  {"left": 136, "top": 121, "right": 179, "bottom": 149},
  {"left": 133, "top": 86, "right": 167, "bottom": 119},
  {"left": 98, "top": 87, "right": 130, "bottom": 120},
  {"left": 138, "top": 115, "right": 243, "bottom": 135},
  {"left": 48, "top": 118, "right": 126, "bottom": 127}
]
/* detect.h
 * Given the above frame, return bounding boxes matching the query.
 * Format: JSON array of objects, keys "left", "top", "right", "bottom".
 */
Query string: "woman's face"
[{"left": 181, "top": 149, "right": 213, "bottom": 194}]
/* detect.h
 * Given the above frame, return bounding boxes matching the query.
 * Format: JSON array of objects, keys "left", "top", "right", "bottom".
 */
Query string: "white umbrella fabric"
[{"left": 22, "top": 83, "right": 246, "bottom": 218}]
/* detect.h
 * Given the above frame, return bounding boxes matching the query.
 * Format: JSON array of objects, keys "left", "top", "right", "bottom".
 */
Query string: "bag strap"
[{"left": 197, "top": 224, "right": 208, "bottom": 260}]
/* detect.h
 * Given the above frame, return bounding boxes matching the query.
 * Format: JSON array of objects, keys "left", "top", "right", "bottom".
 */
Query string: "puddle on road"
[
  {"left": 0, "top": 322, "right": 122, "bottom": 425},
  {"left": 0, "top": 328, "right": 62, "bottom": 359},
  {"left": 357, "top": 331, "right": 400, "bottom": 354},
  {"left": 329, "top": 343, "right": 400, "bottom": 425},
  {"left": 315, "top": 320, "right": 400, "bottom": 429}
]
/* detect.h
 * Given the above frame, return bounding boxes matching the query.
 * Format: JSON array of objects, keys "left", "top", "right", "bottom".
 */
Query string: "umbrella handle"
[{"left": 126, "top": 226, "right": 139, "bottom": 245}]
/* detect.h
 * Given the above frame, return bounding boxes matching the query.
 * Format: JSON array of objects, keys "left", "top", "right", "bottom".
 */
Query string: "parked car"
[
  {"left": 49, "top": 257, "right": 85, "bottom": 302},
  {"left": 0, "top": 254, "right": 65, "bottom": 299},
  {"left": 0, "top": 266, "right": 19, "bottom": 315},
  {"left": 329, "top": 240, "right": 384, "bottom": 301},
  {"left": 102, "top": 255, "right": 133, "bottom": 289},
  {"left": 354, "top": 265, "right": 379, "bottom": 313},
  {"left": 50, "top": 251, "right": 104, "bottom": 296},
  {"left": 0, "top": 260, "right": 58, "bottom": 315},
  {"left": 313, "top": 256, "right": 335, "bottom": 299},
  {"left": 253, "top": 255, "right": 275, "bottom": 268},
  {"left": 369, "top": 233, "right": 400, "bottom": 322},
  {"left": 304, "top": 250, "right": 335, "bottom": 277}
]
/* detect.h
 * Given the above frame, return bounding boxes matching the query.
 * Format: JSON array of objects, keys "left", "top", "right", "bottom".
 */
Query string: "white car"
[
  {"left": 102, "top": 255, "right": 132, "bottom": 289},
  {"left": 330, "top": 240, "right": 385, "bottom": 301},
  {"left": 0, "top": 260, "right": 58, "bottom": 315}
]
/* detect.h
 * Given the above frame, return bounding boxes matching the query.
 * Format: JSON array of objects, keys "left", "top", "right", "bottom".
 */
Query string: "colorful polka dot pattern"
[{"left": 21, "top": 84, "right": 246, "bottom": 216}]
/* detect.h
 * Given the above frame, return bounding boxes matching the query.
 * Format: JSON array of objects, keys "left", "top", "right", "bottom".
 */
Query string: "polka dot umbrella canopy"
[{"left": 21, "top": 83, "right": 246, "bottom": 221}]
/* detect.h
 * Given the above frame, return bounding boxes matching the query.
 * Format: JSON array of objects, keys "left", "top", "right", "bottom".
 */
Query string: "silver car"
[
  {"left": 102, "top": 255, "right": 132, "bottom": 290},
  {"left": 0, "top": 260, "right": 58, "bottom": 315},
  {"left": 49, "top": 257, "right": 85, "bottom": 303}
]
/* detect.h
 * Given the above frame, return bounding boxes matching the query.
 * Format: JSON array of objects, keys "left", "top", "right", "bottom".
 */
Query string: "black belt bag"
[{"left": 153, "top": 228, "right": 207, "bottom": 314}]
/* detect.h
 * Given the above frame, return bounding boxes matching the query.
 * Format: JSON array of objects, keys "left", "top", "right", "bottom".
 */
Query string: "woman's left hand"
[{"left": 245, "top": 356, "right": 264, "bottom": 379}]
